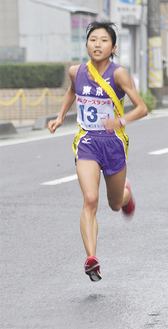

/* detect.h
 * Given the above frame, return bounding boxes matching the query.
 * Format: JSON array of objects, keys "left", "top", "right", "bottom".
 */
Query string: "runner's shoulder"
[{"left": 69, "top": 65, "right": 80, "bottom": 82}]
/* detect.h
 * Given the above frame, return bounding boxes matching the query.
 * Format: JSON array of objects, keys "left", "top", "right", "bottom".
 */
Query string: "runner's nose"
[{"left": 95, "top": 39, "right": 101, "bottom": 47}]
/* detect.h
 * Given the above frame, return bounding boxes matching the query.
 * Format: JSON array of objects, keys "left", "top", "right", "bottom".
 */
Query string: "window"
[{"left": 71, "top": 14, "right": 96, "bottom": 62}]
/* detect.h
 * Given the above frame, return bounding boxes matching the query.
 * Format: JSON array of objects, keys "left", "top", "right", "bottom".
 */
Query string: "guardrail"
[{"left": 0, "top": 88, "right": 65, "bottom": 124}]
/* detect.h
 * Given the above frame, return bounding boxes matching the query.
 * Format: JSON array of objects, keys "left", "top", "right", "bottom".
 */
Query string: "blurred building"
[
  {"left": 110, "top": 0, "right": 146, "bottom": 90},
  {"left": 0, "top": 0, "right": 167, "bottom": 85},
  {"left": 0, "top": 0, "right": 109, "bottom": 63}
]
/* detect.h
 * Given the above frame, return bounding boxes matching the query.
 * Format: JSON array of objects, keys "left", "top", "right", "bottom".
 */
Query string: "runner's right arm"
[{"left": 48, "top": 65, "right": 79, "bottom": 133}]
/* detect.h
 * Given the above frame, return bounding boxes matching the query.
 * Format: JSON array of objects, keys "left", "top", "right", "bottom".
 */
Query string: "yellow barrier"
[
  {"left": 0, "top": 89, "right": 23, "bottom": 106},
  {"left": 0, "top": 88, "right": 65, "bottom": 106}
]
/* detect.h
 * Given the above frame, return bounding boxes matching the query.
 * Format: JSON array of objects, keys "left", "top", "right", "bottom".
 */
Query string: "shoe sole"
[{"left": 89, "top": 270, "right": 102, "bottom": 282}]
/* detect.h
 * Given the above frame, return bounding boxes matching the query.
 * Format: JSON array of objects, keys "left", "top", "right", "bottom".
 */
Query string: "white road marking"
[
  {"left": 41, "top": 174, "right": 78, "bottom": 185},
  {"left": 148, "top": 148, "right": 168, "bottom": 155}
]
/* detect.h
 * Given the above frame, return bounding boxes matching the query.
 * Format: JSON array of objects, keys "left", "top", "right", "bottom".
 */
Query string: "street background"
[{"left": 0, "top": 110, "right": 168, "bottom": 329}]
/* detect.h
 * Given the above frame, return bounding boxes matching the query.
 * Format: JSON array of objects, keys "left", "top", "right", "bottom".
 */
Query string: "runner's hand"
[
  {"left": 102, "top": 118, "right": 120, "bottom": 133},
  {"left": 47, "top": 117, "right": 62, "bottom": 133}
]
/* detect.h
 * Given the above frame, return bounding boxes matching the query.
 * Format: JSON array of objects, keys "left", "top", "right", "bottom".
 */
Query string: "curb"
[
  {"left": 0, "top": 121, "right": 18, "bottom": 139},
  {"left": 33, "top": 111, "right": 77, "bottom": 130}
]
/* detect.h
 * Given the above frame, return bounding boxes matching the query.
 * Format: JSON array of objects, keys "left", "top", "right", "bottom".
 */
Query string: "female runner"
[{"left": 48, "top": 21, "right": 148, "bottom": 282}]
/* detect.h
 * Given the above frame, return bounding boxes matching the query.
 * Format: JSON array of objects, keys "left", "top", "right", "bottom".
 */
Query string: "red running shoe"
[
  {"left": 84, "top": 256, "right": 102, "bottom": 282},
  {"left": 122, "top": 178, "right": 135, "bottom": 216}
]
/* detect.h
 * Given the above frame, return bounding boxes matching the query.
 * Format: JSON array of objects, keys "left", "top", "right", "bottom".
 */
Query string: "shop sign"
[{"left": 119, "top": 0, "right": 141, "bottom": 4}]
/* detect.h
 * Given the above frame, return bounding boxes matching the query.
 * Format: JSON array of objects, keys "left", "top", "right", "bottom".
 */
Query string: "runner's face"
[{"left": 87, "top": 28, "right": 116, "bottom": 61}]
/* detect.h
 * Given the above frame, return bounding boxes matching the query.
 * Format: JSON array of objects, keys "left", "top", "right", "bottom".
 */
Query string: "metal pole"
[
  {"left": 148, "top": 0, "right": 163, "bottom": 107},
  {"left": 19, "top": 94, "right": 22, "bottom": 125},
  {"left": 46, "top": 92, "right": 49, "bottom": 115},
  {"left": 140, "top": 0, "right": 148, "bottom": 92}
]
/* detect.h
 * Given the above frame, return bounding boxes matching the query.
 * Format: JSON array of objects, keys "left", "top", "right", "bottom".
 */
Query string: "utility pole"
[
  {"left": 148, "top": 0, "right": 163, "bottom": 107},
  {"left": 140, "top": 0, "right": 148, "bottom": 92}
]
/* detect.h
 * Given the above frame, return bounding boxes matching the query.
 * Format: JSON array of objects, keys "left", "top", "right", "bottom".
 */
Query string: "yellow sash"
[
  {"left": 87, "top": 60, "right": 124, "bottom": 117},
  {"left": 87, "top": 60, "right": 129, "bottom": 159}
]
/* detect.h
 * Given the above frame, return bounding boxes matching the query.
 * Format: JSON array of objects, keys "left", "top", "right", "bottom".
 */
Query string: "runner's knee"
[{"left": 84, "top": 193, "right": 98, "bottom": 212}]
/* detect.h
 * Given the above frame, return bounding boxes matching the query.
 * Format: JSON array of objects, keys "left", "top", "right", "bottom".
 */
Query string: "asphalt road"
[{"left": 0, "top": 113, "right": 168, "bottom": 329}]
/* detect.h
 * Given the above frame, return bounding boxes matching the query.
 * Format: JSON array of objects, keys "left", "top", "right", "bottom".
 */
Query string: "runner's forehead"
[{"left": 88, "top": 28, "right": 111, "bottom": 38}]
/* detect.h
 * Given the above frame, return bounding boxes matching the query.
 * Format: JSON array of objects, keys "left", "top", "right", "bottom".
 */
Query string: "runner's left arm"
[
  {"left": 103, "top": 67, "right": 148, "bottom": 132},
  {"left": 115, "top": 67, "right": 148, "bottom": 123}
]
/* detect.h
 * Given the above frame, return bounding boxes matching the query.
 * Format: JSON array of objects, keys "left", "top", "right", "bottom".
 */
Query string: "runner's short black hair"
[{"left": 86, "top": 20, "right": 117, "bottom": 59}]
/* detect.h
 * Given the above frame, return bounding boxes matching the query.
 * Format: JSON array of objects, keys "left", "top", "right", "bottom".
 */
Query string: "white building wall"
[
  {"left": 67, "top": 0, "right": 109, "bottom": 19},
  {"left": 0, "top": 0, "right": 19, "bottom": 47},
  {"left": 110, "top": 0, "right": 142, "bottom": 81},
  {"left": 18, "top": 0, "right": 72, "bottom": 62},
  {"left": 0, "top": 0, "right": 109, "bottom": 63}
]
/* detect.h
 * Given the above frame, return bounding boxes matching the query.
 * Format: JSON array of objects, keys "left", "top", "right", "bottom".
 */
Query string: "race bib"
[{"left": 76, "top": 95, "right": 114, "bottom": 130}]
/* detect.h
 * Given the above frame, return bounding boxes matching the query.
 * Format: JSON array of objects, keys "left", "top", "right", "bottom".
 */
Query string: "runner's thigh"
[
  {"left": 104, "top": 165, "right": 126, "bottom": 208},
  {"left": 76, "top": 160, "right": 101, "bottom": 201}
]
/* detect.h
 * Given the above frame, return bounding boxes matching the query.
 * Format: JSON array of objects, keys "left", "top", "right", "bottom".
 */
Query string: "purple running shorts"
[{"left": 72, "top": 128, "right": 127, "bottom": 176}]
